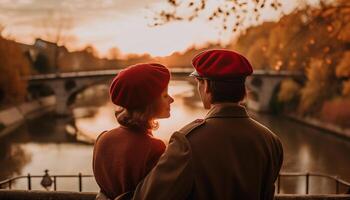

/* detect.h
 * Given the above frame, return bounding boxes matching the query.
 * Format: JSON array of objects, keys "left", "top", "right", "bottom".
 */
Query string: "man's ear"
[
  {"left": 202, "top": 79, "right": 212, "bottom": 109},
  {"left": 204, "top": 79, "right": 210, "bottom": 94}
]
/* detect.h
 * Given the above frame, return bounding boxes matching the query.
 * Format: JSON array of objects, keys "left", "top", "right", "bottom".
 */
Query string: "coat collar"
[{"left": 205, "top": 103, "right": 249, "bottom": 119}]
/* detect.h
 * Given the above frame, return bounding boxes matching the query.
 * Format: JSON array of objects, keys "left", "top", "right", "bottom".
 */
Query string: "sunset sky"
[{"left": 0, "top": 0, "right": 326, "bottom": 57}]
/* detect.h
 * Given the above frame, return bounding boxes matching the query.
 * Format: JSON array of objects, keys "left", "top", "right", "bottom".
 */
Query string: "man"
[{"left": 132, "top": 49, "right": 283, "bottom": 200}]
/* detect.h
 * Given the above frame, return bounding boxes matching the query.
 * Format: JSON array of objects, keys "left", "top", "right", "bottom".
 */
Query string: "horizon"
[{"left": 0, "top": 0, "right": 327, "bottom": 58}]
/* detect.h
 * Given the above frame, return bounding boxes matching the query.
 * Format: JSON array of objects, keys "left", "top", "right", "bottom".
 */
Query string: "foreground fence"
[
  {"left": 0, "top": 171, "right": 94, "bottom": 192},
  {"left": 0, "top": 171, "right": 350, "bottom": 195},
  {"left": 277, "top": 172, "right": 350, "bottom": 194},
  {"left": 0, "top": 190, "right": 349, "bottom": 200}
]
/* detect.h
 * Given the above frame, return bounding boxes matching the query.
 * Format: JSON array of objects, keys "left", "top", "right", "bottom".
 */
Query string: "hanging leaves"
[{"left": 150, "top": 0, "right": 282, "bottom": 33}]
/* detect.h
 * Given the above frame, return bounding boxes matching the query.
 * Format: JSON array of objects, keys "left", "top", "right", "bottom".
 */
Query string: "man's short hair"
[{"left": 203, "top": 79, "right": 246, "bottom": 103}]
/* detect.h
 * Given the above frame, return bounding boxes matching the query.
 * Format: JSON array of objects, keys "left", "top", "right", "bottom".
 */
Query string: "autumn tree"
[
  {"left": 278, "top": 79, "right": 301, "bottom": 103},
  {"left": 234, "top": 1, "right": 350, "bottom": 116},
  {"left": 0, "top": 36, "right": 31, "bottom": 106},
  {"left": 336, "top": 51, "right": 350, "bottom": 97}
]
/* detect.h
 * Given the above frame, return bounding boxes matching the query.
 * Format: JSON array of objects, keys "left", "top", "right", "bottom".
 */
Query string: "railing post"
[
  {"left": 53, "top": 176, "right": 57, "bottom": 191},
  {"left": 277, "top": 175, "right": 281, "bottom": 194},
  {"left": 78, "top": 173, "right": 82, "bottom": 192},
  {"left": 9, "top": 180, "right": 12, "bottom": 189},
  {"left": 27, "top": 173, "right": 31, "bottom": 190},
  {"left": 306, "top": 173, "right": 309, "bottom": 194}
]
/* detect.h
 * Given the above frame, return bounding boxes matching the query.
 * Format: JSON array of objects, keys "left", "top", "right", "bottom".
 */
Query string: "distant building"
[
  {"left": 16, "top": 38, "right": 160, "bottom": 73},
  {"left": 18, "top": 39, "right": 69, "bottom": 73}
]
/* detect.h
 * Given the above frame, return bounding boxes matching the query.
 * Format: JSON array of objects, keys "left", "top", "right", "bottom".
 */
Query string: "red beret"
[
  {"left": 109, "top": 63, "right": 170, "bottom": 110},
  {"left": 191, "top": 49, "right": 253, "bottom": 81}
]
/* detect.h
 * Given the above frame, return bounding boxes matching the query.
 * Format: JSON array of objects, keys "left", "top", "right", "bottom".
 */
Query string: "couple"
[{"left": 93, "top": 49, "right": 284, "bottom": 200}]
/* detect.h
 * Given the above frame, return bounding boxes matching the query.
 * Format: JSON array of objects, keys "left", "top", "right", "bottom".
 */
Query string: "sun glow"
[{"left": 72, "top": 9, "right": 220, "bottom": 57}]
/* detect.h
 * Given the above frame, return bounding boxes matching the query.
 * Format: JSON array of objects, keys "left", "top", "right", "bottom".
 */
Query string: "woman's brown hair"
[{"left": 115, "top": 102, "right": 159, "bottom": 132}]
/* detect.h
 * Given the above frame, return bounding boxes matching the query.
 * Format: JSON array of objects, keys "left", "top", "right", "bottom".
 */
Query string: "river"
[{"left": 0, "top": 78, "right": 349, "bottom": 194}]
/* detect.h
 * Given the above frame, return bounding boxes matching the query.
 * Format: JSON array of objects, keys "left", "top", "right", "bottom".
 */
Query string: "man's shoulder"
[
  {"left": 165, "top": 119, "right": 206, "bottom": 158},
  {"left": 177, "top": 119, "right": 206, "bottom": 137},
  {"left": 250, "top": 118, "right": 279, "bottom": 136}
]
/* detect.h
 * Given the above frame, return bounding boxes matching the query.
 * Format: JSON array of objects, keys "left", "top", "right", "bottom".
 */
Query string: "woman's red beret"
[{"left": 109, "top": 63, "right": 170, "bottom": 110}]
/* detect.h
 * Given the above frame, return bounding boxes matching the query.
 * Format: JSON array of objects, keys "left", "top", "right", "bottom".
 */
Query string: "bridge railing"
[
  {"left": 27, "top": 68, "right": 304, "bottom": 80},
  {"left": 1, "top": 171, "right": 349, "bottom": 194}
]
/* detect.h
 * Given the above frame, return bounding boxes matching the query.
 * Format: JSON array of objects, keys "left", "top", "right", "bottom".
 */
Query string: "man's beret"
[
  {"left": 191, "top": 49, "right": 253, "bottom": 81},
  {"left": 109, "top": 63, "right": 170, "bottom": 110}
]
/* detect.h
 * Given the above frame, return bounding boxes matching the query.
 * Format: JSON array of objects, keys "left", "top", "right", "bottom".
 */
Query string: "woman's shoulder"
[
  {"left": 148, "top": 136, "right": 166, "bottom": 152},
  {"left": 95, "top": 127, "right": 121, "bottom": 142}
]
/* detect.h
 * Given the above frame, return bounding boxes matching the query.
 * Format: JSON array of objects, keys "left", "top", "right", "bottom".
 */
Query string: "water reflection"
[
  {"left": 73, "top": 79, "right": 207, "bottom": 143},
  {"left": 250, "top": 112, "right": 350, "bottom": 194},
  {"left": 0, "top": 140, "right": 31, "bottom": 180},
  {"left": 71, "top": 79, "right": 350, "bottom": 193}
]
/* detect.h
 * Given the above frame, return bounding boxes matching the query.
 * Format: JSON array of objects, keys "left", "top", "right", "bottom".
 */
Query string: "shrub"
[
  {"left": 321, "top": 98, "right": 350, "bottom": 128},
  {"left": 278, "top": 79, "right": 301, "bottom": 103}
]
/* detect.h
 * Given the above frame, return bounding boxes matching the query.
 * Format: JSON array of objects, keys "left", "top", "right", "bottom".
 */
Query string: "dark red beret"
[
  {"left": 191, "top": 49, "right": 253, "bottom": 81},
  {"left": 109, "top": 63, "right": 170, "bottom": 110}
]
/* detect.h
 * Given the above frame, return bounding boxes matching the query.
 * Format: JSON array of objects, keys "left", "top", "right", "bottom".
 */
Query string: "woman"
[{"left": 93, "top": 63, "right": 174, "bottom": 200}]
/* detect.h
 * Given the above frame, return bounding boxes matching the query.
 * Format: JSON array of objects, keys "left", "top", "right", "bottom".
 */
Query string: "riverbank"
[
  {"left": 284, "top": 113, "right": 350, "bottom": 140},
  {"left": 0, "top": 96, "right": 55, "bottom": 139}
]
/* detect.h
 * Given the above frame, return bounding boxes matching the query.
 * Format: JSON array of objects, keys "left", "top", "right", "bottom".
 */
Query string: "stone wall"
[
  {"left": 0, "top": 96, "right": 55, "bottom": 138},
  {"left": 286, "top": 113, "right": 350, "bottom": 139}
]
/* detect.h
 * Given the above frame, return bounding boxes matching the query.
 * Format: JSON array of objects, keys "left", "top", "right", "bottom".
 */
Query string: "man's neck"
[{"left": 210, "top": 102, "right": 240, "bottom": 109}]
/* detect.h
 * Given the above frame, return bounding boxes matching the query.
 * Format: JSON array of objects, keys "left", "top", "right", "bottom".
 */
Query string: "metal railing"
[
  {"left": 1, "top": 171, "right": 350, "bottom": 194},
  {"left": 277, "top": 172, "right": 350, "bottom": 194},
  {"left": 0, "top": 170, "right": 94, "bottom": 192}
]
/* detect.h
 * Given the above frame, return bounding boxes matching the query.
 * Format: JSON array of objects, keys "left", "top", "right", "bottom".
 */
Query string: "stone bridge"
[{"left": 27, "top": 69, "right": 304, "bottom": 115}]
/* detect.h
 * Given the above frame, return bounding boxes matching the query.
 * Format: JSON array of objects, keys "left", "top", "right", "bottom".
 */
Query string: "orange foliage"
[
  {"left": 342, "top": 80, "right": 350, "bottom": 97},
  {"left": 336, "top": 51, "right": 350, "bottom": 78},
  {"left": 235, "top": 1, "right": 350, "bottom": 119},
  {"left": 336, "top": 51, "right": 350, "bottom": 97},
  {"left": 298, "top": 58, "right": 333, "bottom": 114},
  {"left": 245, "top": 38, "right": 269, "bottom": 69}
]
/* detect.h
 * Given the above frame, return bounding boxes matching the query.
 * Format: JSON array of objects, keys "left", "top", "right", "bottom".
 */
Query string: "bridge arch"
[
  {"left": 67, "top": 81, "right": 110, "bottom": 108},
  {"left": 27, "top": 83, "right": 55, "bottom": 99},
  {"left": 29, "top": 76, "right": 111, "bottom": 115}
]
